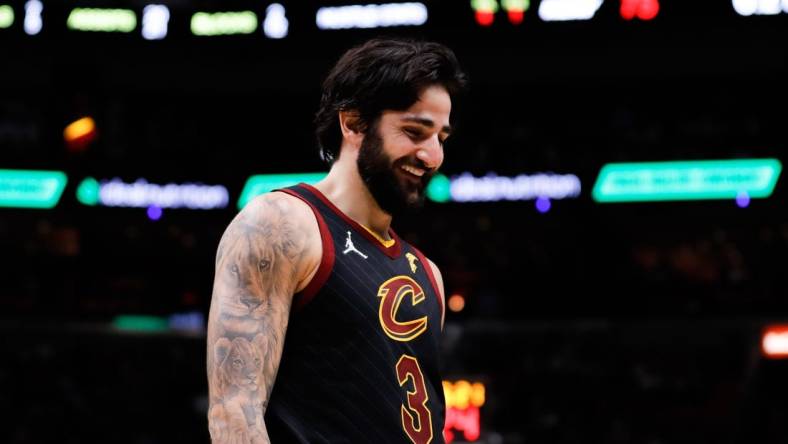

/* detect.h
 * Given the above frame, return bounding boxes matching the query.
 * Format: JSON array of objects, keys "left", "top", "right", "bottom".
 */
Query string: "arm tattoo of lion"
[{"left": 207, "top": 196, "right": 310, "bottom": 444}]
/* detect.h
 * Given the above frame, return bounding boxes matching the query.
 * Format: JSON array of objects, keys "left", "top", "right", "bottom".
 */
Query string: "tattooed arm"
[{"left": 207, "top": 193, "right": 320, "bottom": 444}]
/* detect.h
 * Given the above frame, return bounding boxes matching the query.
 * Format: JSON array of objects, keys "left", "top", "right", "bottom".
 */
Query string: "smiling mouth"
[{"left": 400, "top": 164, "right": 426, "bottom": 178}]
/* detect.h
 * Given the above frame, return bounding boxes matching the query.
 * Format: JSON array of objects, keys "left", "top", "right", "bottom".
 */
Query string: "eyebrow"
[{"left": 400, "top": 116, "right": 452, "bottom": 135}]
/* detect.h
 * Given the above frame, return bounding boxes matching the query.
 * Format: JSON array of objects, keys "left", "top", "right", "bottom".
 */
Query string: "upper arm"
[
  {"left": 206, "top": 193, "right": 319, "bottom": 442},
  {"left": 426, "top": 258, "right": 446, "bottom": 329}
]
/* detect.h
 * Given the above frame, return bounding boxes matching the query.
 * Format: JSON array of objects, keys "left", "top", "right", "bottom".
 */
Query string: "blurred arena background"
[{"left": 1, "top": 0, "right": 787, "bottom": 442}]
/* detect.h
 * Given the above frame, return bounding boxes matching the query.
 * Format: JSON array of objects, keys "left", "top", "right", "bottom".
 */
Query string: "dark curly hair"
[{"left": 315, "top": 38, "right": 467, "bottom": 164}]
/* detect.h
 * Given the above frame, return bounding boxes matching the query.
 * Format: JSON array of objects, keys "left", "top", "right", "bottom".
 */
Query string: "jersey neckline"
[{"left": 297, "top": 183, "right": 403, "bottom": 259}]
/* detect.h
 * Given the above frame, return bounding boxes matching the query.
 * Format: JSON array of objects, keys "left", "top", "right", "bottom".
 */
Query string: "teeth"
[{"left": 401, "top": 165, "right": 425, "bottom": 177}]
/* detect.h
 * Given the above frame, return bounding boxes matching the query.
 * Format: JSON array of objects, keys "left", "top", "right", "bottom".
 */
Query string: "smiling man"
[{"left": 207, "top": 38, "right": 466, "bottom": 443}]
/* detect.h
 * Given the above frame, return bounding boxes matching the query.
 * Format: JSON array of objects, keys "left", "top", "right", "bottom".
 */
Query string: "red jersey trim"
[
  {"left": 277, "top": 188, "right": 335, "bottom": 311},
  {"left": 298, "top": 183, "right": 403, "bottom": 259},
  {"left": 409, "top": 246, "right": 444, "bottom": 321}
]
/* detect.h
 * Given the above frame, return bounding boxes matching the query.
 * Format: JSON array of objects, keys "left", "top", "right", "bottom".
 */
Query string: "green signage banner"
[
  {"left": 238, "top": 173, "right": 327, "bottom": 209},
  {"left": 0, "top": 169, "right": 68, "bottom": 209},
  {"left": 592, "top": 159, "right": 782, "bottom": 203}
]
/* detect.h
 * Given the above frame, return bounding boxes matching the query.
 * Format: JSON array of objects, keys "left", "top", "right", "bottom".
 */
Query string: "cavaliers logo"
[{"left": 377, "top": 276, "right": 428, "bottom": 342}]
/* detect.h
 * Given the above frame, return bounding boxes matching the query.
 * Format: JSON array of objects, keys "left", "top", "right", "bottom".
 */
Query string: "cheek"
[
  {"left": 384, "top": 143, "right": 407, "bottom": 162},
  {"left": 382, "top": 132, "right": 414, "bottom": 157}
]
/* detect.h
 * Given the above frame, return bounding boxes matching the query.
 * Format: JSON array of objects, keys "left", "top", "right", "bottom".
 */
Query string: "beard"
[{"left": 357, "top": 121, "right": 434, "bottom": 216}]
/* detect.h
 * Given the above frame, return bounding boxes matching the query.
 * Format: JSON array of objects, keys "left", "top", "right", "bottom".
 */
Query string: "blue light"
[
  {"left": 735, "top": 191, "right": 750, "bottom": 208},
  {"left": 147, "top": 204, "right": 162, "bottom": 220},
  {"left": 536, "top": 196, "right": 551, "bottom": 213},
  {"left": 169, "top": 311, "right": 205, "bottom": 333}
]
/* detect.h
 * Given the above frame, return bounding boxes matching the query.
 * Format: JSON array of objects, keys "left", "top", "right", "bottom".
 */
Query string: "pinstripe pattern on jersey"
[{"left": 265, "top": 184, "right": 445, "bottom": 444}]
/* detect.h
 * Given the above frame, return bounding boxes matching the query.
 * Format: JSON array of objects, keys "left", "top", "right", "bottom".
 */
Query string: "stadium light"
[
  {"left": 64, "top": 116, "right": 97, "bottom": 151},
  {"left": 445, "top": 406, "right": 480, "bottom": 442},
  {"left": 471, "top": 0, "right": 499, "bottom": 26},
  {"left": 620, "top": 0, "right": 660, "bottom": 21},
  {"left": 67, "top": 8, "right": 136, "bottom": 32},
  {"left": 535, "top": 196, "right": 551, "bottom": 213},
  {"left": 502, "top": 0, "right": 529, "bottom": 24},
  {"left": 142, "top": 5, "right": 169, "bottom": 40},
  {"left": 147, "top": 205, "right": 163, "bottom": 221},
  {"left": 316, "top": 3, "right": 428, "bottom": 30},
  {"left": 0, "top": 169, "right": 68, "bottom": 209},
  {"left": 24, "top": 0, "right": 42, "bottom": 35},
  {"left": 538, "top": 0, "right": 603, "bottom": 21},
  {"left": 443, "top": 380, "right": 486, "bottom": 409},
  {"left": 191, "top": 11, "right": 258, "bottom": 36},
  {"left": 762, "top": 325, "right": 788, "bottom": 359},
  {"left": 263, "top": 3, "right": 288, "bottom": 38},
  {"left": 448, "top": 294, "right": 466, "bottom": 312},
  {"left": 732, "top": 0, "right": 788, "bottom": 15},
  {"left": 113, "top": 315, "right": 169, "bottom": 333},
  {"left": 443, "top": 380, "right": 485, "bottom": 443},
  {"left": 76, "top": 177, "right": 100, "bottom": 206},
  {"left": 0, "top": 5, "right": 13, "bottom": 28}
]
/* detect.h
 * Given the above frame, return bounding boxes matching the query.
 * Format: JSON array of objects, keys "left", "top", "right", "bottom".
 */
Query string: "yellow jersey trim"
[{"left": 360, "top": 224, "right": 397, "bottom": 248}]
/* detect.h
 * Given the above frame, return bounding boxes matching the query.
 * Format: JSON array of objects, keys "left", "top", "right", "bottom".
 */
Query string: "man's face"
[{"left": 357, "top": 85, "right": 453, "bottom": 215}]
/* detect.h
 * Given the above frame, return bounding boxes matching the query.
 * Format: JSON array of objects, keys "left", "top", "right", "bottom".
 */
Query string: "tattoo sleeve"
[{"left": 207, "top": 195, "right": 310, "bottom": 444}]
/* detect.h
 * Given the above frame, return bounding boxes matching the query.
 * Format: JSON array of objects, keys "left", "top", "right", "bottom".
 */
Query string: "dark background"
[{"left": 1, "top": 0, "right": 787, "bottom": 442}]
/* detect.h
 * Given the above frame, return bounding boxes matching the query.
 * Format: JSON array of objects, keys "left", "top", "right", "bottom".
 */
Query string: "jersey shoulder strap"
[{"left": 274, "top": 184, "right": 335, "bottom": 310}]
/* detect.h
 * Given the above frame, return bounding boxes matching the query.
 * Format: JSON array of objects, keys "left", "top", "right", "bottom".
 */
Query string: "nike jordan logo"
[
  {"left": 343, "top": 231, "right": 368, "bottom": 259},
  {"left": 406, "top": 252, "right": 419, "bottom": 273}
]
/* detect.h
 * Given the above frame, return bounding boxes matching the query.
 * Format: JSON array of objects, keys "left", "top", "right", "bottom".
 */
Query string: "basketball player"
[{"left": 207, "top": 38, "right": 466, "bottom": 443}]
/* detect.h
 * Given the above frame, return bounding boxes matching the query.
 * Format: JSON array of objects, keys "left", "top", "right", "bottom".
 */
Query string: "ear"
[
  {"left": 214, "top": 337, "right": 232, "bottom": 366},
  {"left": 338, "top": 110, "right": 365, "bottom": 150}
]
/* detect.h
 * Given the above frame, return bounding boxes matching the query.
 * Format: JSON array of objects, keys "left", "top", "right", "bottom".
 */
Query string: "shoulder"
[
  {"left": 409, "top": 246, "right": 445, "bottom": 301},
  {"left": 240, "top": 191, "right": 317, "bottom": 227},
  {"left": 218, "top": 191, "right": 322, "bottom": 293},
  {"left": 424, "top": 257, "right": 444, "bottom": 298},
  {"left": 223, "top": 191, "right": 319, "bottom": 254},
  {"left": 422, "top": 256, "right": 446, "bottom": 329}
]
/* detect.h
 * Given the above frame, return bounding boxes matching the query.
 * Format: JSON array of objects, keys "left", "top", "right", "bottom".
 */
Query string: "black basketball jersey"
[{"left": 264, "top": 183, "right": 446, "bottom": 444}]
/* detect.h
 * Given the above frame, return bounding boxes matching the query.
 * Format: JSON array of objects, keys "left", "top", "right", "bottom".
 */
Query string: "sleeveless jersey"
[{"left": 265, "top": 183, "right": 446, "bottom": 444}]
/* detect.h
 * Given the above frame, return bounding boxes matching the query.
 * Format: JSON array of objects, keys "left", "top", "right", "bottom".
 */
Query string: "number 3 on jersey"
[{"left": 396, "top": 354, "right": 433, "bottom": 444}]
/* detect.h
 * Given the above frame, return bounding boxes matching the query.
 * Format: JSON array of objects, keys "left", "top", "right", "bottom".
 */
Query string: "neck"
[{"left": 314, "top": 153, "right": 393, "bottom": 240}]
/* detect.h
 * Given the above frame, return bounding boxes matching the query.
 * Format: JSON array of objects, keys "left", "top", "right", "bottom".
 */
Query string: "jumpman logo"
[
  {"left": 405, "top": 252, "right": 419, "bottom": 274},
  {"left": 343, "top": 231, "right": 368, "bottom": 259}
]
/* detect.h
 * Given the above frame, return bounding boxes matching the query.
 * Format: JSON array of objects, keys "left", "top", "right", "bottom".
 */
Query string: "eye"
[
  {"left": 403, "top": 128, "right": 422, "bottom": 139},
  {"left": 230, "top": 264, "right": 239, "bottom": 275},
  {"left": 233, "top": 358, "right": 243, "bottom": 368},
  {"left": 258, "top": 259, "right": 271, "bottom": 271}
]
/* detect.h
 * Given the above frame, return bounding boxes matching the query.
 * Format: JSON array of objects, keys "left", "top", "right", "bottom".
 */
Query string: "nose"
[{"left": 415, "top": 135, "right": 444, "bottom": 170}]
